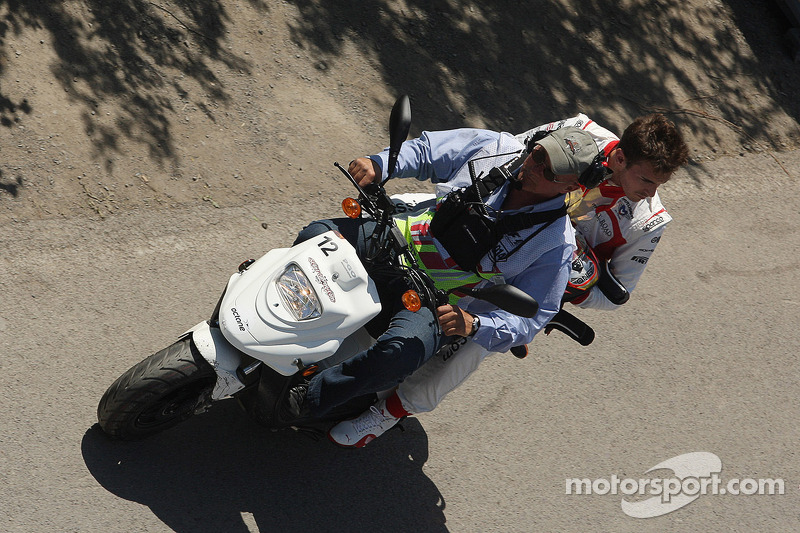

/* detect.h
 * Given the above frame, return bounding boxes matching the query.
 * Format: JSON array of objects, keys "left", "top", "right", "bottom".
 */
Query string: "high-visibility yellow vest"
[{"left": 393, "top": 208, "right": 498, "bottom": 305}]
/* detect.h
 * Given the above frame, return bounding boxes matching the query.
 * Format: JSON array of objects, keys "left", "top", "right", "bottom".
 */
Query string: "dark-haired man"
[{"left": 329, "top": 113, "right": 689, "bottom": 448}]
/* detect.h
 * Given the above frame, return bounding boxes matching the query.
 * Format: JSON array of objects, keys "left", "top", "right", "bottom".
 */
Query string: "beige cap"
[{"left": 536, "top": 127, "right": 599, "bottom": 176}]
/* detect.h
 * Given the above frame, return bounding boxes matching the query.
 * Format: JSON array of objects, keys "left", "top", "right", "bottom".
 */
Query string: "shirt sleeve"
[
  {"left": 368, "top": 129, "right": 502, "bottom": 184},
  {"left": 468, "top": 244, "right": 573, "bottom": 353}
]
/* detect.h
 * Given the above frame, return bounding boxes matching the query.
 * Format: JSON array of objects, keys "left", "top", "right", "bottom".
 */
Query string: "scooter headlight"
[{"left": 276, "top": 264, "right": 322, "bottom": 320}]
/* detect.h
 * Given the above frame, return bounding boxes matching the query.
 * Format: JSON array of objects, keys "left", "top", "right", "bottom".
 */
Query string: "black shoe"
[{"left": 281, "top": 382, "right": 311, "bottom": 422}]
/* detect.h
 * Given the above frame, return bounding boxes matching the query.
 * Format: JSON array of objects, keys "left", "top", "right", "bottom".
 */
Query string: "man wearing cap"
[
  {"left": 285, "top": 126, "right": 600, "bottom": 436},
  {"left": 329, "top": 114, "right": 688, "bottom": 447},
  {"left": 328, "top": 114, "right": 689, "bottom": 448}
]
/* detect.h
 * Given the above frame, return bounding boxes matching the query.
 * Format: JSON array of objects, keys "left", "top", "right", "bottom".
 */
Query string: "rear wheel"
[{"left": 97, "top": 338, "right": 216, "bottom": 440}]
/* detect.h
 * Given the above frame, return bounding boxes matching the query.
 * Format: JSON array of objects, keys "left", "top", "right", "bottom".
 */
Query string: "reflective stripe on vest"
[{"left": 393, "top": 210, "right": 497, "bottom": 305}]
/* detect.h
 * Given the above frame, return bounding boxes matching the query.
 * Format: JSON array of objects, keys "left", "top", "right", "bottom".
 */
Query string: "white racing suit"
[{"left": 395, "top": 114, "right": 671, "bottom": 414}]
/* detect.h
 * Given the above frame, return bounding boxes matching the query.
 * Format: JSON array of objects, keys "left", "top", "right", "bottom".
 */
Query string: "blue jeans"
[{"left": 294, "top": 218, "right": 452, "bottom": 418}]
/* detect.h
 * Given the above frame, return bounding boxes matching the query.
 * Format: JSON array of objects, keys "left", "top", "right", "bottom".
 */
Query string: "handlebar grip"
[
  {"left": 545, "top": 309, "right": 595, "bottom": 346},
  {"left": 361, "top": 183, "right": 380, "bottom": 195},
  {"left": 597, "top": 260, "right": 630, "bottom": 305}
]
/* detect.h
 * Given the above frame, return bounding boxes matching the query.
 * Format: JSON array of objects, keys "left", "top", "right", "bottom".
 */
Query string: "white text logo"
[{"left": 566, "top": 452, "right": 784, "bottom": 518}]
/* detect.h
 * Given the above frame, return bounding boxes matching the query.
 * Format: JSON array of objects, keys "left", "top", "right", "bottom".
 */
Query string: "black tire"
[{"left": 97, "top": 338, "right": 216, "bottom": 440}]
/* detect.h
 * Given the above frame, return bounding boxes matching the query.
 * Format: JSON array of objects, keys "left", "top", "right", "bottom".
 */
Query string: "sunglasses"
[{"left": 530, "top": 146, "right": 572, "bottom": 184}]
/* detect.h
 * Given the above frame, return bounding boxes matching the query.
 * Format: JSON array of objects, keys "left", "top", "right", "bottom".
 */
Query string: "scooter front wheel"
[{"left": 97, "top": 338, "right": 216, "bottom": 440}]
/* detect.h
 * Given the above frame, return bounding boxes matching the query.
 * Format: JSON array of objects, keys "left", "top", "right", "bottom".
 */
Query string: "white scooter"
[{"left": 96, "top": 96, "right": 540, "bottom": 440}]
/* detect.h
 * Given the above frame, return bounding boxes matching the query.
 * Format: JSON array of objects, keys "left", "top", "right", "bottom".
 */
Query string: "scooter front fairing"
[{"left": 218, "top": 230, "right": 382, "bottom": 375}]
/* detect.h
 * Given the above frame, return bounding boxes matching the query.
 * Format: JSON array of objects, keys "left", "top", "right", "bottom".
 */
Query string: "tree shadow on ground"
[
  {"left": 0, "top": 169, "right": 22, "bottom": 196},
  {"left": 0, "top": 0, "right": 265, "bottom": 170},
  {"left": 83, "top": 400, "right": 447, "bottom": 533},
  {"left": 285, "top": 0, "right": 799, "bottom": 153},
  {"left": 1, "top": 0, "right": 797, "bottom": 188},
  {"left": 0, "top": 92, "right": 30, "bottom": 126}
]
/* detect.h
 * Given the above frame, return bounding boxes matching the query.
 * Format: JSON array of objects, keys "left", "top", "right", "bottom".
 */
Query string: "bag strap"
[
  {"left": 462, "top": 153, "right": 570, "bottom": 266},
  {"left": 495, "top": 204, "right": 568, "bottom": 235},
  {"left": 466, "top": 151, "right": 526, "bottom": 209},
  {"left": 467, "top": 151, "right": 567, "bottom": 231}
]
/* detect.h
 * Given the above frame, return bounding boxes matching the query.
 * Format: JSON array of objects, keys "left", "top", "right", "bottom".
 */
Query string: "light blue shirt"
[{"left": 370, "top": 129, "right": 575, "bottom": 353}]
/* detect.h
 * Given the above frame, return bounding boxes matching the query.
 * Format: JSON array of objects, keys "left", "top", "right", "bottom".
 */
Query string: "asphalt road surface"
[{"left": 1, "top": 149, "right": 799, "bottom": 532}]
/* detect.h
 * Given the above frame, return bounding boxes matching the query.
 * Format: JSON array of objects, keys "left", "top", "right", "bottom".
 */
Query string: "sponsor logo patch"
[
  {"left": 642, "top": 216, "right": 664, "bottom": 233},
  {"left": 308, "top": 257, "right": 336, "bottom": 302}
]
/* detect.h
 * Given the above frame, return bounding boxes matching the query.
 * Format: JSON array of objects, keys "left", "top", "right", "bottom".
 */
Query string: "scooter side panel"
[{"left": 188, "top": 321, "right": 247, "bottom": 399}]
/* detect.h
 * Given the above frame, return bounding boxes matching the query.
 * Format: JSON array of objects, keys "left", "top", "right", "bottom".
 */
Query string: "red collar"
[{"left": 582, "top": 140, "right": 623, "bottom": 199}]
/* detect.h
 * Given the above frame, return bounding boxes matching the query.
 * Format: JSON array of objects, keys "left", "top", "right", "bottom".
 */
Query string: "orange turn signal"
[
  {"left": 402, "top": 290, "right": 422, "bottom": 312},
  {"left": 342, "top": 197, "right": 362, "bottom": 218}
]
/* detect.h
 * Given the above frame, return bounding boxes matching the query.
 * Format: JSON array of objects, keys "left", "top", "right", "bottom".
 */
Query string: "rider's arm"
[
  {"left": 572, "top": 225, "right": 667, "bottom": 311},
  {"left": 466, "top": 244, "right": 573, "bottom": 353},
  {"left": 368, "top": 129, "right": 503, "bottom": 183},
  {"left": 515, "top": 114, "right": 619, "bottom": 152},
  {"left": 515, "top": 115, "right": 587, "bottom": 143}
]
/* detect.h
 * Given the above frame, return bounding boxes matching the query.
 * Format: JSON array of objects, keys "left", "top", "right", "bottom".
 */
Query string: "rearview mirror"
[{"left": 386, "top": 95, "right": 411, "bottom": 181}]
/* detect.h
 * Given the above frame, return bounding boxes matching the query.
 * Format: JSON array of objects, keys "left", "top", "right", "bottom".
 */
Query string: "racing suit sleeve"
[
  {"left": 572, "top": 225, "right": 667, "bottom": 311},
  {"left": 515, "top": 114, "right": 619, "bottom": 153}
]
